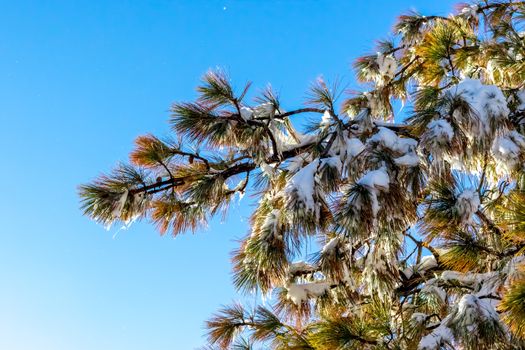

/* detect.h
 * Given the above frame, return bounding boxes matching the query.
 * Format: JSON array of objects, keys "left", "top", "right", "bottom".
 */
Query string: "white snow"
[
  {"left": 346, "top": 137, "right": 365, "bottom": 158},
  {"left": 240, "top": 106, "right": 254, "bottom": 121},
  {"left": 320, "top": 110, "right": 332, "bottom": 128},
  {"left": 283, "top": 132, "right": 317, "bottom": 152},
  {"left": 286, "top": 283, "right": 309, "bottom": 305},
  {"left": 368, "top": 127, "right": 399, "bottom": 151},
  {"left": 368, "top": 127, "right": 419, "bottom": 167},
  {"left": 397, "top": 138, "right": 418, "bottom": 154},
  {"left": 112, "top": 189, "right": 129, "bottom": 219},
  {"left": 455, "top": 189, "right": 480, "bottom": 225},
  {"left": 365, "top": 92, "right": 381, "bottom": 117},
  {"left": 269, "top": 120, "right": 316, "bottom": 153},
  {"left": 476, "top": 272, "right": 501, "bottom": 297},
  {"left": 421, "top": 119, "right": 455, "bottom": 163},
  {"left": 503, "top": 256, "right": 525, "bottom": 285},
  {"left": 440, "top": 270, "right": 503, "bottom": 298},
  {"left": 286, "top": 282, "right": 330, "bottom": 304},
  {"left": 491, "top": 130, "right": 525, "bottom": 174},
  {"left": 240, "top": 103, "right": 274, "bottom": 121},
  {"left": 419, "top": 255, "right": 438, "bottom": 271},
  {"left": 421, "top": 281, "right": 447, "bottom": 303},
  {"left": 448, "top": 79, "right": 509, "bottom": 136},
  {"left": 358, "top": 167, "right": 390, "bottom": 190},
  {"left": 329, "top": 133, "right": 365, "bottom": 165},
  {"left": 260, "top": 209, "right": 281, "bottom": 240},
  {"left": 284, "top": 160, "right": 320, "bottom": 215},
  {"left": 289, "top": 261, "right": 317, "bottom": 275},
  {"left": 376, "top": 53, "right": 397, "bottom": 83},
  {"left": 394, "top": 153, "right": 420, "bottom": 167},
  {"left": 425, "top": 119, "right": 454, "bottom": 144},
  {"left": 356, "top": 166, "right": 390, "bottom": 217},
  {"left": 441, "top": 270, "right": 466, "bottom": 283},
  {"left": 403, "top": 255, "right": 437, "bottom": 279},
  {"left": 450, "top": 294, "right": 501, "bottom": 333},
  {"left": 362, "top": 242, "right": 398, "bottom": 300},
  {"left": 368, "top": 127, "right": 417, "bottom": 154},
  {"left": 320, "top": 156, "right": 343, "bottom": 173},
  {"left": 418, "top": 320, "right": 454, "bottom": 350},
  {"left": 253, "top": 102, "right": 274, "bottom": 117}
]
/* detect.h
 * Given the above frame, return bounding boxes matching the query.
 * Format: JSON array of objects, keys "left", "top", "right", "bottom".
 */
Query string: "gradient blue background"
[{"left": 1, "top": 1, "right": 456, "bottom": 349}]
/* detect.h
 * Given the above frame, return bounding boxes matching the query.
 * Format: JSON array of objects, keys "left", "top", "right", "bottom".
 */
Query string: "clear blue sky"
[{"left": 0, "top": 1, "right": 457, "bottom": 349}]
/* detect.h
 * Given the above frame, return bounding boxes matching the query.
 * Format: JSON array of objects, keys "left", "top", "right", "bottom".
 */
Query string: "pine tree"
[{"left": 79, "top": 1, "right": 525, "bottom": 349}]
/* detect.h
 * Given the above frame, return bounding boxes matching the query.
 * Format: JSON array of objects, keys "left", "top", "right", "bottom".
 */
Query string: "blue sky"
[{"left": 0, "top": 1, "right": 457, "bottom": 349}]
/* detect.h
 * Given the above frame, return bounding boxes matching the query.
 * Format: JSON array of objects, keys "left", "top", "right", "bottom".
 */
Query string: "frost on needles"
[{"left": 79, "top": 1, "right": 525, "bottom": 349}]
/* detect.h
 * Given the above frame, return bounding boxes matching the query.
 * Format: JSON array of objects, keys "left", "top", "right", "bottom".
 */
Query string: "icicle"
[{"left": 111, "top": 189, "right": 129, "bottom": 219}]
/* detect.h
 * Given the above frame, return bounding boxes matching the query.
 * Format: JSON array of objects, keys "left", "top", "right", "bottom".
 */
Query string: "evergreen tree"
[{"left": 79, "top": 1, "right": 525, "bottom": 348}]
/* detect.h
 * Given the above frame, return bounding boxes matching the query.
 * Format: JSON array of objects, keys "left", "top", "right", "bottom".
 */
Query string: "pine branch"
[
  {"left": 270, "top": 107, "right": 325, "bottom": 120},
  {"left": 80, "top": 2, "right": 525, "bottom": 347}
]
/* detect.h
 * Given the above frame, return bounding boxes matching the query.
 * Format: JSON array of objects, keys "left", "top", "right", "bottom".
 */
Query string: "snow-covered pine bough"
[{"left": 80, "top": 1, "right": 525, "bottom": 349}]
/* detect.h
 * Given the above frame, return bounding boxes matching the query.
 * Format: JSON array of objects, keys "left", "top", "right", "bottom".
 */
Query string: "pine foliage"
[{"left": 79, "top": 1, "right": 525, "bottom": 349}]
